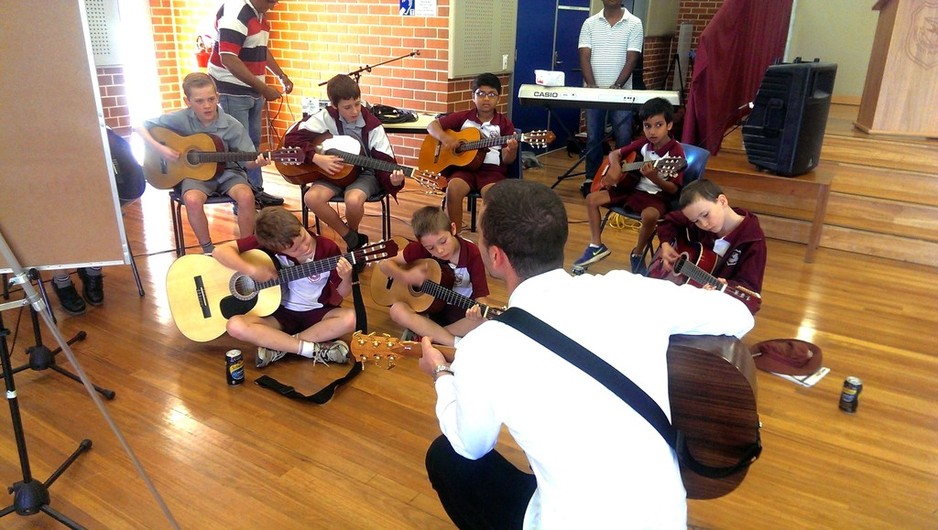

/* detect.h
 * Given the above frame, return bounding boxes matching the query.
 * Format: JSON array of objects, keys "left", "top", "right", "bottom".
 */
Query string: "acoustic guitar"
[
  {"left": 417, "top": 129, "right": 555, "bottom": 174},
  {"left": 347, "top": 331, "right": 760, "bottom": 499},
  {"left": 275, "top": 133, "right": 445, "bottom": 192},
  {"left": 370, "top": 240, "right": 504, "bottom": 318},
  {"left": 647, "top": 236, "right": 760, "bottom": 303},
  {"left": 143, "top": 126, "right": 303, "bottom": 189},
  {"left": 166, "top": 240, "right": 398, "bottom": 342},
  {"left": 589, "top": 151, "right": 687, "bottom": 194}
]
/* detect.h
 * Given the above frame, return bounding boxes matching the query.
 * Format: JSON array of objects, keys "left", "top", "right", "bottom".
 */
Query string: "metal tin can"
[
  {"left": 226, "top": 349, "right": 244, "bottom": 386},
  {"left": 838, "top": 376, "right": 862, "bottom": 413}
]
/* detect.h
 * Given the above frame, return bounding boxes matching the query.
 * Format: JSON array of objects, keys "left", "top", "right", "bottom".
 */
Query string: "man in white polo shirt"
[{"left": 578, "top": 0, "right": 644, "bottom": 194}]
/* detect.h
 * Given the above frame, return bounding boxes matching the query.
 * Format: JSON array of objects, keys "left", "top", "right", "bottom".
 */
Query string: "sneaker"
[
  {"left": 573, "top": 244, "right": 611, "bottom": 268},
  {"left": 256, "top": 346, "right": 289, "bottom": 368},
  {"left": 53, "top": 283, "right": 86, "bottom": 316},
  {"left": 77, "top": 268, "right": 104, "bottom": 306},
  {"left": 255, "top": 189, "right": 285, "bottom": 207},
  {"left": 311, "top": 340, "right": 350, "bottom": 365}
]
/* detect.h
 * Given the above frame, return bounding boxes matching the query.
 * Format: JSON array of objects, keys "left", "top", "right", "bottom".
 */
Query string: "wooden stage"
[{"left": 0, "top": 113, "right": 935, "bottom": 527}]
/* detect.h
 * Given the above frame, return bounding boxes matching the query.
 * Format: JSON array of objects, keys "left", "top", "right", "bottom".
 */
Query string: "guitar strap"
[
  {"left": 493, "top": 307, "right": 761, "bottom": 479},
  {"left": 255, "top": 361, "right": 362, "bottom": 404}
]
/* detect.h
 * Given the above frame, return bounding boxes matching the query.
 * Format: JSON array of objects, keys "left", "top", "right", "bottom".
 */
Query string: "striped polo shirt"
[
  {"left": 208, "top": 0, "right": 269, "bottom": 96},
  {"left": 578, "top": 8, "right": 644, "bottom": 89}
]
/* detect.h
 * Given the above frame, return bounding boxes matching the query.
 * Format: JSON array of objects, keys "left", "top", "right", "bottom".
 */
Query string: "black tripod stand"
[
  {"left": 0, "top": 289, "right": 91, "bottom": 528},
  {"left": 2, "top": 271, "right": 115, "bottom": 400}
]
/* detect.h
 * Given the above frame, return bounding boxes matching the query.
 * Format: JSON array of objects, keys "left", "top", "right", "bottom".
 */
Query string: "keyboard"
[{"left": 517, "top": 84, "right": 680, "bottom": 110}]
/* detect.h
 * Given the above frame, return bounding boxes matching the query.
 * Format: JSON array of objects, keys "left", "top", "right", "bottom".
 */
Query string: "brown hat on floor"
[{"left": 752, "top": 339, "right": 823, "bottom": 376}]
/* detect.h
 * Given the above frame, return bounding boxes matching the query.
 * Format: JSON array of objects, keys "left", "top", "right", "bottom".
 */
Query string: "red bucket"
[{"left": 195, "top": 50, "right": 210, "bottom": 68}]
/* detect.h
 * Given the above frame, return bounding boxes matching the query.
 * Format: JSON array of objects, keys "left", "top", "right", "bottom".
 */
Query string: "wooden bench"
[{"left": 705, "top": 155, "right": 833, "bottom": 263}]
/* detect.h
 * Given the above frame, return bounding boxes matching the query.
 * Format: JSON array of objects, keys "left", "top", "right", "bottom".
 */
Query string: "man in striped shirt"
[
  {"left": 578, "top": 0, "right": 644, "bottom": 195},
  {"left": 209, "top": 0, "right": 293, "bottom": 208}
]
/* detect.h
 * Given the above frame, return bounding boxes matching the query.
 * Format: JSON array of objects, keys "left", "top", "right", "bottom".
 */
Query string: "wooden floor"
[{"left": 1, "top": 148, "right": 936, "bottom": 528}]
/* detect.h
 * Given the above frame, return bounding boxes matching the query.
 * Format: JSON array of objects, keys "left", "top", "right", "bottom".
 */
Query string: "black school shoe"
[
  {"left": 53, "top": 283, "right": 87, "bottom": 315},
  {"left": 77, "top": 268, "right": 104, "bottom": 306},
  {"left": 255, "top": 189, "right": 285, "bottom": 208}
]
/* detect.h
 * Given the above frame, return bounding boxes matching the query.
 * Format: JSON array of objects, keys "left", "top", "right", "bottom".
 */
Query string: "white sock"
[{"left": 296, "top": 335, "right": 317, "bottom": 357}]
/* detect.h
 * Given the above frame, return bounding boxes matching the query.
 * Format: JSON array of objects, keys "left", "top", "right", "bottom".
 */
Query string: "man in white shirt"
[
  {"left": 419, "top": 180, "right": 754, "bottom": 528},
  {"left": 579, "top": 0, "right": 644, "bottom": 194}
]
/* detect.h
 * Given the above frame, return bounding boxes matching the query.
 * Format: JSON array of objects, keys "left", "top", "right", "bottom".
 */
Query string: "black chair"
[
  {"left": 169, "top": 190, "right": 237, "bottom": 257},
  {"left": 299, "top": 183, "right": 392, "bottom": 241},
  {"left": 598, "top": 143, "right": 711, "bottom": 267}
]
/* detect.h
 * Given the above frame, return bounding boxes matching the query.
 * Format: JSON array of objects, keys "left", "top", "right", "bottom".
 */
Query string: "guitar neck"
[
  {"left": 257, "top": 249, "right": 371, "bottom": 289},
  {"left": 456, "top": 133, "right": 518, "bottom": 153},
  {"left": 675, "top": 258, "right": 761, "bottom": 302},
  {"left": 325, "top": 149, "right": 414, "bottom": 178},
  {"left": 418, "top": 280, "right": 497, "bottom": 317},
  {"left": 194, "top": 150, "right": 267, "bottom": 164}
]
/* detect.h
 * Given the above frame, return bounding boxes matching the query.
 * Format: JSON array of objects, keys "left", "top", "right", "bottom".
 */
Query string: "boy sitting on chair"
[
  {"left": 426, "top": 72, "right": 518, "bottom": 233},
  {"left": 213, "top": 207, "right": 355, "bottom": 368},
  {"left": 378, "top": 206, "right": 493, "bottom": 347},
  {"left": 136, "top": 72, "right": 264, "bottom": 254},
  {"left": 283, "top": 74, "right": 405, "bottom": 251},
  {"left": 573, "top": 97, "right": 684, "bottom": 274}
]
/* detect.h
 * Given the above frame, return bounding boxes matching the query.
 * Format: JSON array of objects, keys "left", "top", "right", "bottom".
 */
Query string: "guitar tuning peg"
[
  {"left": 359, "top": 354, "right": 368, "bottom": 369},
  {"left": 387, "top": 354, "right": 396, "bottom": 370}
]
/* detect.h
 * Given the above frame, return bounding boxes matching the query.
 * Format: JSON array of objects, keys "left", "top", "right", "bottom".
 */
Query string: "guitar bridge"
[{"left": 194, "top": 276, "right": 211, "bottom": 318}]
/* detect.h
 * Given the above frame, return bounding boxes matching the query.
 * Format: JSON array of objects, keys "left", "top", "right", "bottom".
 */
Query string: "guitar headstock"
[
  {"left": 652, "top": 156, "right": 687, "bottom": 179},
  {"left": 350, "top": 331, "right": 422, "bottom": 361},
  {"left": 350, "top": 331, "right": 456, "bottom": 363},
  {"left": 519, "top": 130, "right": 556, "bottom": 149},
  {"left": 412, "top": 170, "right": 447, "bottom": 193},
  {"left": 349, "top": 239, "right": 400, "bottom": 266},
  {"left": 272, "top": 147, "right": 304, "bottom": 165}
]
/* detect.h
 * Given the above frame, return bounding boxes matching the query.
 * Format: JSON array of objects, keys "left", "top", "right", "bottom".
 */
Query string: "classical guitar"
[
  {"left": 166, "top": 240, "right": 398, "bottom": 342},
  {"left": 589, "top": 151, "right": 687, "bottom": 194},
  {"left": 143, "top": 126, "right": 303, "bottom": 189},
  {"left": 370, "top": 242, "right": 504, "bottom": 318},
  {"left": 275, "top": 133, "right": 445, "bottom": 191},
  {"left": 347, "top": 331, "right": 760, "bottom": 499},
  {"left": 672, "top": 254, "right": 761, "bottom": 303},
  {"left": 417, "top": 129, "right": 555, "bottom": 174}
]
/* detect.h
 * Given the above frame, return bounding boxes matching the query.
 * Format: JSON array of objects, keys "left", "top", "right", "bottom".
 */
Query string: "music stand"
[{"left": 0, "top": 230, "right": 179, "bottom": 529}]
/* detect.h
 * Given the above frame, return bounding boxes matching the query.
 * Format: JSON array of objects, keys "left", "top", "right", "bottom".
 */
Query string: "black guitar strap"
[
  {"left": 254, "top": 269, "right": 369, "bottom": 404},
  {"left": 493, "top": 307, "right": 761, "bottom": 479},
  {"left": 254, "top": 361, "right": 362, "bottom": 404}
]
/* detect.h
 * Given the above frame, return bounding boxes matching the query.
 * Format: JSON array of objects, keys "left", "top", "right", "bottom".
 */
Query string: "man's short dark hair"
[
  {"left": 480, "top": 180, "right": 567, "bottom": 280},
  {"left": 639, "top": 97, "right": 674, "bottom": 123},
  {"left": 472, "top": 73, "right": 502, "bottom": 94}
]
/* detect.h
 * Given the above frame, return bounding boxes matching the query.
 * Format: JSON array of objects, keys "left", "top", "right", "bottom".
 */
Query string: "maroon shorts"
[
  {"left": 429, "top": 304, "right": 467, "bottom": 328},
  {"left": 606, "top": 188, "right": 669, "bottom": 217},
  {"left": 272, "top": 305, "right": 336, "bottom": 335},
  {"left": 448, "top": 165, "right": 506, "bottom": 192}
]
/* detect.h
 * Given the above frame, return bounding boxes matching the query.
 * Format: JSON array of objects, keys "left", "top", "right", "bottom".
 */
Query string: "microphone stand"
[{"left": 319, "top": 50, "right": 421, "bottom": 86}]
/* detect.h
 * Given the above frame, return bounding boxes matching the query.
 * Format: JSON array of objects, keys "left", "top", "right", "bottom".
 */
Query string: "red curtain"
[{"left": 683, "top": 0, "right": 794, "bottom": 154}]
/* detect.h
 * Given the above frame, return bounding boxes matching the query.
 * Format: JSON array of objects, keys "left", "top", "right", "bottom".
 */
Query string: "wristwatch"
[{"left": 433, "top": 364, "right": 454, "bottom": 380}]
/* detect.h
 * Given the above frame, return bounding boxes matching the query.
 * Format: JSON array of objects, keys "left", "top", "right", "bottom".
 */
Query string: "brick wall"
[
  {"left": 141, "top": 1, "right": 722, "bottom": 160},
  {"left": 97, "top": 67, "right": 132, "bottom": 137}
]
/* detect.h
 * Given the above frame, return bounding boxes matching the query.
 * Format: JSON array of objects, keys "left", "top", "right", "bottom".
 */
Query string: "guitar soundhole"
[
  {"left": 186, "top": 152, "right": 201, "bottom": 165},
  {"left": 229, "top": 273, "right": 259, "bottom": 301}
]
